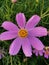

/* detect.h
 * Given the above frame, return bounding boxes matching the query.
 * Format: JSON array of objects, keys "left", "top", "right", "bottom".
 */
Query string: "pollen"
[
  {"left": 18, "top": 29, "right": 28, "bottom": 38},
  {"left": 45, "top": 47, "right": 49, "bottom": 55}
]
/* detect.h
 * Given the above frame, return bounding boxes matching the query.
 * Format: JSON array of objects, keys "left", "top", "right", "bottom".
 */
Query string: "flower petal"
[
  {"left": 35, "top": 52, "right": 38, "bottom": 56},
  {"left": 33, "top": 50, "right": 38, "bottom": 56},
  {"left": 0, "top": 31, "right": 17, "bottom": 40},
  {"left": 9, "top": 38, "right": 21, "bottom": 55},
  {"left": 29, "top": 37, "right": 45, "bottom": 50},
  {"left": 22, "top": 38, "right": 32, "bottom": 57},
  {"left": 44, "top": 54, "right": 49, "bottom": 58},
  {"left": 29, "top": 27, "right": 47, "bottom": 37},
  {"left": 16, "top": 13, "right": 26, "bottom": 28},
  {"left": 1, "top": 21, "right": 19, "bottom": 31},
  {"left": 25, "top": 15, "right": 40, "bottom": 30},
  {"left": 39, "top": 51, "right": 43, "bottom": 56}
]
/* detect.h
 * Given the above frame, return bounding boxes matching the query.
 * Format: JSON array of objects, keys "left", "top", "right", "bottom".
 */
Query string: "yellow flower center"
[
  {"left": 18, "top": 29, "right": 28, "bottom": 38},
  {"left": 45, "top": 47, "right": 49, "bottom": 55}
]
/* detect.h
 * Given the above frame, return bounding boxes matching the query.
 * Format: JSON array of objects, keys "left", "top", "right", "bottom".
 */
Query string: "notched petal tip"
[
  {"left": 16, "top": 12, "right": 26, "bottom": 28},
  {"left": 9, "top": 51, "right": 16, "bottom": 56},
  {"left": 1, "top": 21, "right": 10, "bottom": 27},
  {"left": 1, "top": 21, "right": 19, "bottom": 31},
  {"left": 25, "top": 14, "right": 41, "bottom": 30},
  {"left": 40, "top": 27, "right": 47, "bottom": 36},
  {"left": 25, "top": 53, "right": 32, "bottom": 57},
  {"left": 33, "top": 14, "right": 40, "bottom": 18},
  {"left": 33, "top": 14, "right": 41, "bottom": 21}
]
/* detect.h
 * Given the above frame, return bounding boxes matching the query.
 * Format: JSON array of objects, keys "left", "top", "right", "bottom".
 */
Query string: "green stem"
[
  {"left": 43, "top": 58, "right": 49, "bottom": 65},
  {"left": 10, "top": 56, "right": 13, "bottom": 65},
  {"left": 41, "top": 14, "right": 49, "bottom": 18},
  {"left": 40, "top": 0, "right": 44, "bottom": 16},
  {"left": 42, "top": 9, "right": 49, "bottom": 16},
  {"left": 6, "top": 0, "right": 8, "bottom": 5},
  {"left": 11, "top": 3, "right": 14, "bottom": 12}
]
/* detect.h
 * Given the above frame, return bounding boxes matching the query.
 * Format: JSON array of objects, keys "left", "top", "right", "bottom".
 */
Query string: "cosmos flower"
[
  {"left": 0, "top": 47, "right": 5, "bottom": 59},
  {"left": 44, "top": 46, "right": 49, "bottom": 58},
  {"left": 33, "top": 49, "right": 44, "bottom": 56},
  {"left": 0, "top": 13, "right": 47, "bottom": 57},
  {"left": 11, "top": 0, "right": 17, "bottom": 3}
]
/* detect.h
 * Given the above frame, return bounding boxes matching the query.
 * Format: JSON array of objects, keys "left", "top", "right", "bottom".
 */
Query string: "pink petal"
[
  {"left": 44, "top": 54, "right": 49, "bottom": 59},
  {"left": 39, "top": 51, "right": 43, "bottom": 56},
  {"left": 29, "top": 37, "right": 45, "bottom": 50},
  {"left": 33, "top": 50, "right": 39, "bottom": 56},
  {"left": 22, "top": 38, "right": 32, "bottom": 57},
  {"left": 2, "top": 21, "right": 19, "bottom": 31},
  {"left": 9, "top": 38, "right": 21, "bottom": 55},
  {"left": 25, "top": 15, "right": 40, "bottom": 30},
  {"left": 29, "top": 27, "right": 47, "bottom": 37},
  {"left": 33, "top": 50, "right": 36, "bottom": 53},
  {"left": 16, "top": 13, "right": 26, "bottom": 28},
  {"left": 35, "top": 52, "right": 38, "bottom": 56},
  {"left": 0, "top": 31, "right": 18, "bottom": 40}
]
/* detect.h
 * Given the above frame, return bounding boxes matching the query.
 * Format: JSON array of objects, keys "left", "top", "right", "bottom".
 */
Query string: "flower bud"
[
  {"left": 11, "top": 0, "right": 17, "bottom": 3},
  {"left": 47, "top": 31, "right": 49, "bottom": 35}
]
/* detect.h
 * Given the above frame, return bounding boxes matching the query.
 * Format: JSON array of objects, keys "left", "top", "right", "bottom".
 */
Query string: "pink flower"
[
  {"left": 44, "top": 47, "right": 49, "bottom": 59},
  {"left": 11, "top": 0, "right": 17, "bottom": 3},
  {"left": 0, "top": 13, "right": 47, "bottom": 57}
]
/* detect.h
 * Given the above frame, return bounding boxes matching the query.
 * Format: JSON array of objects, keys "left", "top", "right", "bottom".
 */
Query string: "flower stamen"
[
  {"left": 18, "top": 29, "right": 28, "bottom": 38},
  {"left": 44, "top": 47, "right": 49, "bottom": 55}
]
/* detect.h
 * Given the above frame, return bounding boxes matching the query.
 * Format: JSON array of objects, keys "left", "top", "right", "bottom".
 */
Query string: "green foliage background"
[{"left": 0, "top": 0, "right": 49, "bottom": 65}]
